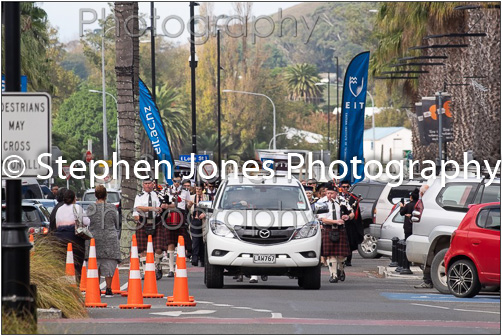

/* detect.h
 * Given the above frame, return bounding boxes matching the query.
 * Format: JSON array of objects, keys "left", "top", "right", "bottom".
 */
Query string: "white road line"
[
  {"left": 213, "top": 303, "right": 233, "bottom": 307},
  {"left": 271, "top": 313, "right": 283, "bottom": 318},
  {"left": 410, "top": 303, "right": 449, "bottom": 310},
  {"left": 100, "top": 281, "right": 106, "bottom": 290},
  {"left": 233, "top": 307, "right": 254, "bottom": 310},
  {"left": 120, "top": 283, "right": 128, "bottom": 291},
  {"left": 454, "top": 308, "right": 500, "bottom": 315},
  {"left": 253, "top": 309, "right": 272, "bottom": 313}
]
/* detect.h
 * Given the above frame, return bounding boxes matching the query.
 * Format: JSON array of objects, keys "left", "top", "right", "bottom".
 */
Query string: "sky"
[{"left": 39, "top": 1, "right": 301, "bottom": 43}]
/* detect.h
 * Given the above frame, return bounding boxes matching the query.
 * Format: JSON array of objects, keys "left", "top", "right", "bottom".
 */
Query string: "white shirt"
[
  {"left": 170, "top": 185, "right": 190, "bottom": 210},
  {"left": 316, "top": 197, "right": 352, "bottom": 221},
  {"left": 133, "top": 190, "right": 160, "bottom": 217},
  {"left": 55, "top": 204, "right": 90, "bottom": 228}
]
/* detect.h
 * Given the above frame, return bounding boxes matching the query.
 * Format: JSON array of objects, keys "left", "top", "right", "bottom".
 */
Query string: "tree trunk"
[{"left": 115, "top": 2, "right": 140, "bottom": 259}]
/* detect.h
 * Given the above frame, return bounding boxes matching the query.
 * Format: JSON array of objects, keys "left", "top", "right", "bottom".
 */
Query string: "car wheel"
[
  {"left": 205, "top": 249, "right": 224, "bottom": 289},
  {"left": 300, "top": 263, "right": 321, "bottom": 290},
  {"left": 447, "top": 259, "right": 482, "bottom": 298},
  {"left": 357, "top": 230, "right": 382, "bottom": 259},
  {"left": 431, "top": 248, "right": 450, "bottom": 294}
]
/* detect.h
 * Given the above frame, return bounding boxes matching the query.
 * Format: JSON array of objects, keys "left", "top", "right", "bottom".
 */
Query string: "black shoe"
[
  {"left": 105, "top": 288, "right": 113, "bottom": 297},
  {"left": 340, "top": 270, "right": 346, "bottom": 282},
  {"left": 345, "top": 262, "right": 352, "bottom": 267},
  {"left": 329, "top": 276, "right": 338, "bottom": 283},
  {"left": 167, "top": 271, "right": 175, "bottom": 278},
  {"left": 192, "top": 261, "right": 198, "bottom": 267},
  {"left": 261, "top": 275, "right": 268, "bottom": 281},
  {"left": 200, "top": 262, "right": 205, "bottom": 267}
]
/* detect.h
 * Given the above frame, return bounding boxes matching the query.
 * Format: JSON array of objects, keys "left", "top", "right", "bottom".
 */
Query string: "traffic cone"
[
  {"left": 142, "top": 235, "right": 164, "bottom": 298},
  {"left": 79, "top": 260, "right": 87, "bottom": 292},
  {"left": 64, "top": 243, "right": 76, "bottom": 285},
  {"left": 29, "top": 234, "right": 34, "bottom": 256},
  {"left": 85, "top": 239, "right": 107, "bottom": 308},
  {"left": 166, "top": 236, "right": 196, "bottom": 306},
  {"left": 111, "top": 266, "right": 124, "bottom": 294},
  {"left": 119, "top": 235, "right": 151, "bottom": 309}
]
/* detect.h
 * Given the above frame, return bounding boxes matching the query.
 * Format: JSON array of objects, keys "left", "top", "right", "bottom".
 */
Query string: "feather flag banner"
[
  {"left": 338, "top": 51, "right": 370, "bottom": 184},
  {"left": 139, "top": 78, "right": 174, "bottom": 185}
]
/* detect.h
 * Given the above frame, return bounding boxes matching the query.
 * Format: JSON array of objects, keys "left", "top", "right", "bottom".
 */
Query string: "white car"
[{"left": 202, "top": 175, "right": 322, "bottom": 289}]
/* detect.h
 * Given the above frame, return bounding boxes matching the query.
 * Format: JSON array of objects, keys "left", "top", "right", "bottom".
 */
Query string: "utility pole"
[
  {"left": 327, "top": 72, "right": 330, "bottom": 152},
  {"left": 189, "top": 2, "right": 198, "bottom": 154},
  {"left": 101, "top": 26, "right": 108, "bottom": 161},
  {"left": 2, "top": 1, "right": 35, "bottom": 321},
  {"left": 335, "top": 57, "right": 340, "bottom": 159},
  {"left": 217, "top": 29, "right": 222, "bottom": 180}
]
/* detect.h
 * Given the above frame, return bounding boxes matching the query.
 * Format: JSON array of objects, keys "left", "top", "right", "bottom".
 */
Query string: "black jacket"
[{"left": 400, "top": 200, "right": 417, "bottom": 235}]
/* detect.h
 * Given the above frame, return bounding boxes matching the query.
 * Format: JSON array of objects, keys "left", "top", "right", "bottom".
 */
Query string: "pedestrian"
[
  {"left": 54, "top": 189, "right": 89, "bottom": 284},
  {"left": 304, "top": 186, "right": 317, "bottom": 212},
  {"left": 179, "top": 179, "right": 193, "bottom": 258},
  {"left": 49, "top": 187, "right": 67, "bottom": 233},
  {"left": 187, "top": 183, "right": 209, "bottom": 266},
  {"left": 132, "top": 177, "right": 166, "bottom": 278},
  {"left": 414, "top": 185, "right": 433, "bottom": 289},
  {"left": 84, "top": 185, "right": 121, "bottom": 297},
  {"left": 339, "top": 181, "right": 364, "bottom": 266},
  {"left": 400, "top": 188, "right": 419, "bottom": 240},
  {"left": 47, "top": 185, "right": 59, "bottom": 200},
  {"left": 205, "top": 182, "right": 217, "bottom": 201},
  {"left": 158, "top": 182, "right": 182, "bottom": 277},
  {"left": 316, "top": 185, "right": 354, "bottom": 283}
]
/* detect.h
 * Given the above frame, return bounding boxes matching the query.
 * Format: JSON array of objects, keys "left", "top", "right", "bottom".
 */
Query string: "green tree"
[{"left": 284, "top": 63, "right": 323, "bottom": 103}]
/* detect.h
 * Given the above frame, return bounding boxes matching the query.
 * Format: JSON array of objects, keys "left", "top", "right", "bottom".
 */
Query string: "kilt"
[
  {"left": 165, "top": 212, "right": 185, "bottom": 246},
  {"left": 321, "top": 225, "right": 351, "bottom": 258},
  {"left": 136, "top": 220, "right": 166, "bottom": 253}
]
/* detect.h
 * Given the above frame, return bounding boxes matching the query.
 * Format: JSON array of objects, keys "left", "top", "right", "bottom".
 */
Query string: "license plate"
[{"left": 253, "top": 254, "right": 276, "bottom": 264}]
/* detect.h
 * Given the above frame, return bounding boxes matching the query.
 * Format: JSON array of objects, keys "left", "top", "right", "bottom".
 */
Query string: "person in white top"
[{"left": 54, "top": 189, "right": 90, "bottom": 284}]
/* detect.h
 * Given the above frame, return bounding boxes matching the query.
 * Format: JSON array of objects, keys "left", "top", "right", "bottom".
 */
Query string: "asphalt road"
[{"left": 40, "top": 253, "right": 500, "bottom": 334}]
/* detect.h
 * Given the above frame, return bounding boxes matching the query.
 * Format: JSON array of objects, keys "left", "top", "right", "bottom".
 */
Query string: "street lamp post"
[
  {"left": 315, "top": 74, "right": 332, "bottom": 152},
  {"left": 222, "top": 89, "right": 277, "bottom": 149},
  {"left": 367, "top": 91, "right": 376, "bottom": 160},
  {"left": 268, "top": 132, "right": 288, "bottom": 150}
]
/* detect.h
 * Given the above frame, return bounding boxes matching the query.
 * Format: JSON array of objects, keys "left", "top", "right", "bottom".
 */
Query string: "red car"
[{"left": 444, "top": 202, "right": 500, "bottom": 298}]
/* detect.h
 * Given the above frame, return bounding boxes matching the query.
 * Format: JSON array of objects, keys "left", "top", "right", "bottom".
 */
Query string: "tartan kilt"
[
  {"left": 321, "top": 225, "right": 351, "bottom": 258},
  {"left": 136, "top": 219, "right": 166, "bottom": 253},
  {"left": 165, "top": 212, "right": 185, "bottom": 246}
]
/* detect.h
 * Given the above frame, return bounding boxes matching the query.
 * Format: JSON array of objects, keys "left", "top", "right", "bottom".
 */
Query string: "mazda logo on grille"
[{"left": 258, "top": 229, "right": 271, "bottom": 239}]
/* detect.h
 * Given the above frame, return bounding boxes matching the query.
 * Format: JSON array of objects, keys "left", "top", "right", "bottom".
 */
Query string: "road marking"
[
  {"left": 454, "top": 308, "right": 500, "bottom": 315},
  {"left": 151, "top": 310, "right": 216, "bottom": 317},
  {"left": 233, "top": 307, "right": 255, "bottom": 310},
  {"left": 271, "top": 313, "right": 283, "bottom": 318},
  {"left": 381, "top": 292, "right": 500, "bottom": 304},
  {"left": 213, "top": 303, "right": 233, "bottom": 307},
  {"left": 411, "top": 303, "right": 449, "bottom": 310},
  {"left": 100, "top": 281, "right": 106, "bottom": 290},
  {"left": 120, "top": 283, "right": 128, "bottom": 291}
]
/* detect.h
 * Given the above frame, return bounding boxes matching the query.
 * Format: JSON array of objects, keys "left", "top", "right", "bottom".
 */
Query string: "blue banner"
[
  {"left": 338, "top": 51, "right": 370, "bottom": 184},
  {"left": 139, "top": 78, "right": 174, "bottom": 185}
]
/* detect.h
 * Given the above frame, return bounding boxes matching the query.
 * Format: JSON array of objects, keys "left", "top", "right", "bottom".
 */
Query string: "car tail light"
[
  {"left": 42, "top": 227, "right": 49, "bottom": 235},
  {"left": 28, "top": 227, "right": 35, "bottom": 234},
  {"left": 412, "top": 200, "right": 424, "bottom": 222},
  {"left": 116, "top": 203, "right": 119, "bottom": 209}
]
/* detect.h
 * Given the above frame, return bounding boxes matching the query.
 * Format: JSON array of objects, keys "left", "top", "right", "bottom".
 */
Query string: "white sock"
[
  {"left": 328, "top": 257, "right": 337, "bottom": 277},
  {"left": 168, "top": 251, "right": 175, "bottom": 271}
]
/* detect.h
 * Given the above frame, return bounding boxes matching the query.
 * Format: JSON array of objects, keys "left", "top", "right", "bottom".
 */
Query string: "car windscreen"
[
  {"left": 218, "top": 185, "right": 308, "bottom": 210},
  {"left": 83, "top": 192, "right": 120, "bottom": 203}
]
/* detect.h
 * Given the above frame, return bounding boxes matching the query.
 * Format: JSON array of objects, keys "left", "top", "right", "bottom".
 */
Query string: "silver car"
[{"left": 374, "top": 206, "right": 406, "bottom": 257}]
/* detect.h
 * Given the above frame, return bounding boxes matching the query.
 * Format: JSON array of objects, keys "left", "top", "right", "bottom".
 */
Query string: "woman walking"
[
  {"left": 84, "top": 185, "right": 121, "bottom": 297},
  {"left": 54, "top": 189, "right": 89, "bottom": 283}
]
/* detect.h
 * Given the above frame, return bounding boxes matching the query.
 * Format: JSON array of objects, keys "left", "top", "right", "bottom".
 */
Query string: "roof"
[
  {"left": 284, "top": 127, "right": 324, "bottom": 144},
  {"left": 363, "top": 127, "right": 408, "bottom": 141}
]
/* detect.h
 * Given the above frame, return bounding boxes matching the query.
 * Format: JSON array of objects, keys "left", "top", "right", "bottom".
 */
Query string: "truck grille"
[{"left": 234, "top": 226, "right": 296, "bottom": 245}]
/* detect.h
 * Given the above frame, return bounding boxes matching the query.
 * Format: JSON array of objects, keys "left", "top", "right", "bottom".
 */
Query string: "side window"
[
  {"left": 351, "top": 185, "right": 369, "bottom": 199},
  {"left": 481, "top": 185, "right": 501, "bottom": 203},
  {"left": 476, "top": 209, "right": 489, "bottom": 228},
  {"left": 387, "top": 186, "right": 418, "bottom": 203},
  {"left": 486, "top": 209, "right": 501, "bottom": 231},
  {"left": 437, "top": 183, "right": 477, "bottom": 210},
  {"left": 392, "top": 211, "right": 405, "bottom": 223}
]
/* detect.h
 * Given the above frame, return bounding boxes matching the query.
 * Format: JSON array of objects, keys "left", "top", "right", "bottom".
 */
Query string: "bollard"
[
  {"left": 389, "top": 237, "right": 399, "bottom": 267},
  {"left": 400, "top": 240, "right": 413, "bottom": 275},
  {"left": 395, "top": 240, "right": 404, "bottom": 273}
]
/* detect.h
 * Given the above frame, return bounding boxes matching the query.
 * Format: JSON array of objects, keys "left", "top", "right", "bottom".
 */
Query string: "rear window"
[
  {"left": 437, "top": 183, "right": 477, "bottom": 210},
  {"left": 387, "top": 186, "right": 420, "bottom": 203}
]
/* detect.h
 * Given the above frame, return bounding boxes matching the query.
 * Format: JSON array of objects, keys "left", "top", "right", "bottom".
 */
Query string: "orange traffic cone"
[
  {"left": 142, "top": 235, "right": 164, "bottom": 298},
  {"left": 111, "top": 266, "right": 124, "bottom": 294},
  {"left": 29, "top": 234, "right": 34, "bottom": 256},
  {"left": 119, "top": 235, "right": 151, "bottom": 309},
  {"left": 65, "top": 243, "right": 75, "bottom": 277},
  {"left": 85, "top": 239, "right": 107, "bottom": 308},
  {"left": 79, "top": 260, "right": 87, "bottom": 292},
  {"left": 166, "top": 236, "right": 196, "bottom": 306}
]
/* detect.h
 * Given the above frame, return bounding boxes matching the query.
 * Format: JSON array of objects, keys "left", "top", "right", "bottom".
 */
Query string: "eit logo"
[{"left": 349, "top": 76, "right": 364, "bottom": 98}]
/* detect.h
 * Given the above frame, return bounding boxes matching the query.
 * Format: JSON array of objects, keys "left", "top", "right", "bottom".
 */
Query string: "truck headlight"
[
  {"left": 293, "top": 221, "right": 319, "bottom": 239},
  {"left": 209, "top": 220, "right": 236, "bottom": 238}
]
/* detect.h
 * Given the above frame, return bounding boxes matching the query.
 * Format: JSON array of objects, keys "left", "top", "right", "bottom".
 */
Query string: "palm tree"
[
  {"left": 284, "top": 63, "right": 323, "bottom": 103},
  {"left": 155, "top": 84, "right": 190, "bottom": 156}
]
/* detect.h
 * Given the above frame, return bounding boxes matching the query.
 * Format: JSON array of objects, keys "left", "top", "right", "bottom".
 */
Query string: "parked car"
[
  {"left": 366, "top": 179, "right": 425, "bottom": 258},
  {"left": 82, "top": 188, "right": 121, "bottom": 205},
  {"left": 1, "top": 178, "right": 44, "bottom": 200},
  {"left": 1, "top": 201, "right": 51, "bottom": 236},
  {"left": 445, "top": 202, "right": 500, "bottom": 298},
  {"left": 202, "top": 174, "right": 321, "bottom": 289},
  {"left": 372, "top": 205, "right": 407, "bottom": 257},
  {"left": 407, "top": 175, "right": 500, "bottom": 294},
  {"left": 25, "top": 199, "right": 57, "bottom": 214},
  {"left": 348, "top": 180, "right": 386, "bottom": 258}
]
